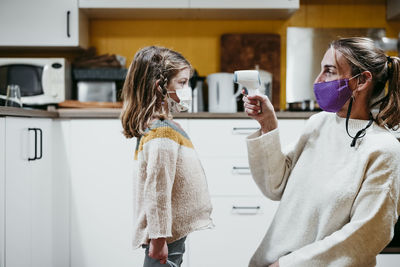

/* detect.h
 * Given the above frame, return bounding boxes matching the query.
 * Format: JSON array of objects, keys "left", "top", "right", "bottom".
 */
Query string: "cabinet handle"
[
  {"left": 232, "top": 127, "right": 259, "bottom": 135},
  {"left": 27, "top": 128, "right": 43, "bottom": 161},
  {"left": 37, "top": 128, "right": 43, "bottom": 160},
  {"left": 67, "top": 11, "right": 71, "bottom": 38},
  {"left": 28, "top": 128, "right": 37, "bottom": 161},
  {"left": 232, "top": 206, "right": 261, "bottom": 215},
  {"left": 232, "top": 166, "right": 251, "bottom": 175}
]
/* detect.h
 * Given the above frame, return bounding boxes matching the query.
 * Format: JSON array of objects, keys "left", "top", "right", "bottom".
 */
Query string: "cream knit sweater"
[
  {"left": 132, "top": 119, "right": 213, "bottom": 248},
  {"left": 247, "top": 112, "right": 400, "bottom": 267}
]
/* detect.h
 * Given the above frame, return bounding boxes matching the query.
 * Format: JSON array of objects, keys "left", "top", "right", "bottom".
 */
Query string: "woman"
[{"left": 243, "top": 37, "right": 400, "bottom": 267}]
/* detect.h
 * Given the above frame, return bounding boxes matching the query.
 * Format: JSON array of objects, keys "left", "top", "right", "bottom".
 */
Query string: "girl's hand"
[
  {"left": 269, "top": 260, "right": 280, "bottom": 267},
  {"left": 149, "top": 238, "right": 168, "bottom": 264},
  {"left": 242, "top": 92, "right": 278, "bottom": 134}
]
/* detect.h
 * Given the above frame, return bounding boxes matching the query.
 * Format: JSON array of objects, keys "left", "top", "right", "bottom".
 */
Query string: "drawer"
[
  {"left": 188, "top": 119, "right": 306, "bottom": 158},
  {"left": 202, "top": 158, "right": 262, "bottom": 196},
  {"left": 188, "top": 119, "right": 260, "bottom": 158},
  {"left": 187, "top": 196, "right": 278, "bottom": 267}
]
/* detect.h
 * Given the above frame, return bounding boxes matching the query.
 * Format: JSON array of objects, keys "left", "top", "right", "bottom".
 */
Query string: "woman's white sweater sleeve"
[
  {"left": 142, "top": 138, "right": 179, "bottom": 239},
  {"left": 246, "top": 128, "right": 304, "bottom": 200},
  {"left": 278, "top": 149, "right": 400, "bottom": 267}
]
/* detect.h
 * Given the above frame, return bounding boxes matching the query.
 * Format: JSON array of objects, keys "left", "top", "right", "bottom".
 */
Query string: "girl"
[
  {"left": 120, "top": 46, "right": 213, "bottom": 267},
  {"left": 243, "top": 37, "right": 400, "bottom": 266}
]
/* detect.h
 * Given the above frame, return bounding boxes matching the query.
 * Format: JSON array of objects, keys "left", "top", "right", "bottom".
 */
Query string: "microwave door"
[{"left": 0, "top": 64, "right": 44, "bottom": 97}]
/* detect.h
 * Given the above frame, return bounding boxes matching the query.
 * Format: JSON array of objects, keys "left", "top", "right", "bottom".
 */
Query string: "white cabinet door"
[
  {"left": 29, "top": 119, "right": 53, "bottom": 267},
  {"left": 5, "top": 117, "right": 53, "bottom": 267},
  {"left": 189, "top": 0, "right": 298, "bottom": 9},
  {"left": 69, "top": 119, "right": 144, "bottom": 267},
  {"left": 188, "top": 196, "right": 278, "bottom": 267},
  {"left": 79, "top": 0, "right": 189, "bottom": 8},
  {"left": 51, "top": 120, "right": 71, "bottom": 267},
  {"left": 0, "top": 118, "right": 5, "bottom": 267},
  {"left": 0, "top": 0, "right": 86, "bottom": 47}
]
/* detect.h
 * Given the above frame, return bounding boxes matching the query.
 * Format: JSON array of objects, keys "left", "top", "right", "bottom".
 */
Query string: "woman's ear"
[{"left": 355, "top": 71, "right": 372, "bottom": 92}]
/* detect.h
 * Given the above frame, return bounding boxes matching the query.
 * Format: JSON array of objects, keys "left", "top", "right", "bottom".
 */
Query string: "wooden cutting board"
[
  {"left": 58, "top": 100, "right": 123, "bottom": 109},
  {"left": 220, "top": 33, "right": 281, "bottom": 110}
]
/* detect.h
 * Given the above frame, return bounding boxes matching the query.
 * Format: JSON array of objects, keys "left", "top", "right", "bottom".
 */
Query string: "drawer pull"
[
  {"left": 232, "top": 127, "right": 259, "bottom": 135},
  {"left": 232, "top": 166, "right": 251, "bottom": 175},
  {"left": 232, "top": 206, "right": 261, "bottom": 215}
]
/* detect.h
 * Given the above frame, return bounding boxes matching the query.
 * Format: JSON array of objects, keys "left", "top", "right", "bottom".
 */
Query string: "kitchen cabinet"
[
  {"left": 68, "top": 119, "right": 189, "bottom": 267},
  {"left": 68, "top": 119, "right": 144, "bottom": 267},
  {"left": 186, "top": 118, "right": 306, "bottom": 267},
  {"left": 79, "top": 0, "right": 298, "bottom": 19},
  {"left": 79, "top": 0, "right": 189, "bottom": 8},
  {"left": 190, "top": 0, "right": 298, "bottom": 9},
  {"left": 0, "top": 118, "right": 5, "bottom": 267},
  {"left": 4, "top": 117, "right": 55, "bottom": 267},
  {"left": 188, "top": 196, "right": 278, "bottom": 267},
  {"left": 0, "top": 0, "right": 88, "bottom": 47}
]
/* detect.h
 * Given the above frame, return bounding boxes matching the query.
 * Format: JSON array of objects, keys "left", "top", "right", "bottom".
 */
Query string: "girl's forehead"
[{"left": 174, "top": 67, "right": 191, "bottom": 79}]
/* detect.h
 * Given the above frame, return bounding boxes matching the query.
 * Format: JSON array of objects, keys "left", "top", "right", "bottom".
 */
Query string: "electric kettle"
[{"left": 206, "top": 72, "right": 241, "bottom": 113}]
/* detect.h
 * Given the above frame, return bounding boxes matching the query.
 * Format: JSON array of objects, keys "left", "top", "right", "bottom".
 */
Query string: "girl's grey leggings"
[{"left": 142, "top": 237, "right": 186, "bottom": 267}]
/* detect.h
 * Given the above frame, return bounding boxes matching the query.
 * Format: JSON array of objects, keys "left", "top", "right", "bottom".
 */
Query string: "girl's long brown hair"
[
  {"left": 120, "top": 46, "right": 191, "bottom": 138},
  {"left": 331, "top": 37, "right": 400, "bottom": 130}
]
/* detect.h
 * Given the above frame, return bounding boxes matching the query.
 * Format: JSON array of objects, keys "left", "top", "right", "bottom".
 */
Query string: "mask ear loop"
[{"left": 345, "top": 73, "right": 374, "bottom": 147}]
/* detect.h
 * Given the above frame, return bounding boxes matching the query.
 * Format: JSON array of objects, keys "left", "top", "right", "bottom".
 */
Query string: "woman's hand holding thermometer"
[{"left": 234, "top": 70, "right": 278, "bottom": 134}]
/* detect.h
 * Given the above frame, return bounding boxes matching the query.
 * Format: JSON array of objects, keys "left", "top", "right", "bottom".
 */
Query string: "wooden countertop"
[
  {"left": 56, "top": 109, "right": 317, "bottom": 119},
  {"left": 0, "top": 106, "right": 58, "bottom": 118},
  {"left": 0, "top": 106, "right": 317, "bottom": 119}
]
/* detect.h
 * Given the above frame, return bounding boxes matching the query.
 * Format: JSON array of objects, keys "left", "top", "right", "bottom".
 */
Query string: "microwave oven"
[{"left": 0, "top": 58, "right": 71, "bottom": 106}]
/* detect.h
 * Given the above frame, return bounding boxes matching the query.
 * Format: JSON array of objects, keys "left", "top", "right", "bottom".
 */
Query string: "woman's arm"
[{"left": 278, "top": 149, "right": 400, "bottom": 267}]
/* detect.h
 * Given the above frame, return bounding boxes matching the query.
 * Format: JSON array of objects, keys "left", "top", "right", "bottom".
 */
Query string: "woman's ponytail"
[{"left": 375, "top": 56, "right": 400, "bottom": 130}]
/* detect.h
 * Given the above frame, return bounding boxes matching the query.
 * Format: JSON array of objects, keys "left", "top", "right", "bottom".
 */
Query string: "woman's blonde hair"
[
  {"left": 330, "top": 37, "right": 400, "bottom": 130},
  {"left": 120, "top": 46, "right": 192, "bottom": 138}
]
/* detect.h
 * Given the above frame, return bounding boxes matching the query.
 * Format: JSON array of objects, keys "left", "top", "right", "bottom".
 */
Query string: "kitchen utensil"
[
  {"left": 207, "top": 72, "right": 240, "bottom": 113},
  {"left": 220, "top": 33, "right": 280, "bottom": 110},
  {"left": 5, "top": 84, "right": 22, "bottom": 107}
]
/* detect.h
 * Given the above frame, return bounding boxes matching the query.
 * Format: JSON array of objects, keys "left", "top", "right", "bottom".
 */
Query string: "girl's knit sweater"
[{"left": 133, "top": 119, "right": 213, "bottom": 248}]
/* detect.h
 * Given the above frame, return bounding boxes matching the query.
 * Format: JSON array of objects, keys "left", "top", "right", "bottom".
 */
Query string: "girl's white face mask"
[{"left": 167, "top": 86, "right": 192, "bottom": 112}]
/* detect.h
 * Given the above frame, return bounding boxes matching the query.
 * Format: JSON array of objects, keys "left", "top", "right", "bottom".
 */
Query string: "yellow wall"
[{"left": 89, "top": 1, "right": 400, "bottom": 109}]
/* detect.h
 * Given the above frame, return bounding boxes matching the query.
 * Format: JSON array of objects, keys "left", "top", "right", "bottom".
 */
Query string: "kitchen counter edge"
[
  {"left": 56, "top": 109, "right": 318, "bottom": 119},
  {"left": 0, "top": 107, "right": 318, "bottom": 119}
]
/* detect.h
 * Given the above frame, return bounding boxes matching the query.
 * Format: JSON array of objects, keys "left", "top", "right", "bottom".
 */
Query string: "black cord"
[{"left": 345, "top": 97, "right": 374, "bottom": 147}]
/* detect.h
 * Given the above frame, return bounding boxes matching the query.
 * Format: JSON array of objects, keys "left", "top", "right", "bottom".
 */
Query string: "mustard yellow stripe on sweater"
[{"left": 136, "top": 126, "right": 194, "bottom": 157}]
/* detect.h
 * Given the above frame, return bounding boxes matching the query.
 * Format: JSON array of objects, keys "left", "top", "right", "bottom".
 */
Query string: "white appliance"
[
  {"left": 258, "top": 69, "right": 273, "bottom": 100},
  {"left": 207, "top": 72, "right": 241, "bottom": 113},
  {"left": 0, "top": 58, "right": 71, "bottom": 105},
  {"left": 77, "top": 81, "right": 116, "bottom": 102}
]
